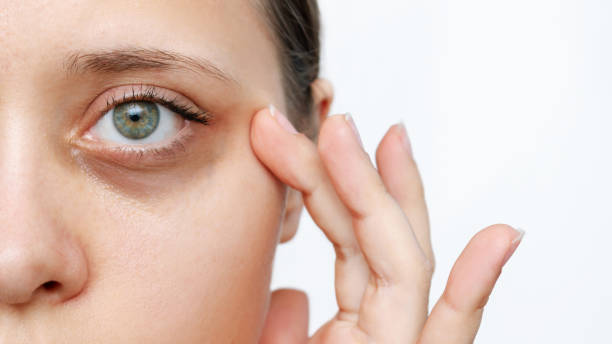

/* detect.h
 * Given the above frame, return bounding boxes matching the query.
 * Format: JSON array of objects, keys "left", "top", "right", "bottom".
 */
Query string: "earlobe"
[
  {"left": 311, "top": 78, "right": 334, "bottom": 127},
  {"left": 279, "top": 187, "right": 304, "bottom": 243}
]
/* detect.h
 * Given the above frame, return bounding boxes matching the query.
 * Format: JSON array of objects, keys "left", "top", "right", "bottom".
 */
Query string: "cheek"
[{"left": 68, "top": 143, "right": 285, "bottom": 342}]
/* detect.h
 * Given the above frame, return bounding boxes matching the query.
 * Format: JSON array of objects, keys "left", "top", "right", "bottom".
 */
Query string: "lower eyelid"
[
  {"left": 110, "top": 139, "right": 188, "bottom": 163},
  {"left": 74, "top": 121, "right": 197, "bottom": 169}
]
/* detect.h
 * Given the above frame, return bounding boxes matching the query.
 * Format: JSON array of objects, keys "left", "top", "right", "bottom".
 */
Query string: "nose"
[
  {"left": 0, "top": 129, "right": 88, "bottom": 306},
  {"left": 0, "top": 227, "right": 88, "bottom": 305}
]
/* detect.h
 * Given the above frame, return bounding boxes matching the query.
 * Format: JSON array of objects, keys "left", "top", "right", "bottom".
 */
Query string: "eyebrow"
[{"left": 63, "top": 47, "right": 238, "bottom": 85}]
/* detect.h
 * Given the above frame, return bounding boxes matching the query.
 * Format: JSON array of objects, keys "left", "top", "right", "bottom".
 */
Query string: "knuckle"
[
  {"left": 414, "top": 255, "right": 435, "bottom": 288},
  {"left": 423, "top": 256, "right": 435, "bottom": 277},
  {"left": 398, "top": 254, "right": 434, "bottom": 290},
  {"left": 333, "top": 243, "right": 361, "bottom": 261},
  {"left": 418, "top": 257, "right": 435, "bottom": 283}
]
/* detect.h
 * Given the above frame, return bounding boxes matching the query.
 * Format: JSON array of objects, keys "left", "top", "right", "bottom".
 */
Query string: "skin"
[
  {"left": 0, "top": 0, "right": 523, "bottom": 343},
  {"left": 254, "top": 110, "right": 524, "bottom": 344}
]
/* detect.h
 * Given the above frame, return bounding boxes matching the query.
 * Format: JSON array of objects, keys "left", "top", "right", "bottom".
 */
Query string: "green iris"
[{"left": 113, "top": 101, "right": 160, "bottom": 140}]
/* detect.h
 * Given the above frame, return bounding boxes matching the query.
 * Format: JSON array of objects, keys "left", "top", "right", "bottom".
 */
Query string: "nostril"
[{"left": 42, "top": 281, "right": 60, "bottom": 291}]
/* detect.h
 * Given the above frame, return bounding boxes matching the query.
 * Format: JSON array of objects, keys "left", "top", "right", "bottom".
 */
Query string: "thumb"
[{"left": 259, "top": 289, "right": 309, "bottom": 344}]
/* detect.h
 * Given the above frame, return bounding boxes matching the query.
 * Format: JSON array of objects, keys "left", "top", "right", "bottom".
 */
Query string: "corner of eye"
[{"left": 65, "top": 127, "right": 89, "bottom": 147}]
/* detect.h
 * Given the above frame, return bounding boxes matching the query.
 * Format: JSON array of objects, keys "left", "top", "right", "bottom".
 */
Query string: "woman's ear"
[
  {"left": 311, "top": 78, "right": 334, "bottom": 130},
  {"left": 279, "top": 187, "right": 304, "bottom": 243}
]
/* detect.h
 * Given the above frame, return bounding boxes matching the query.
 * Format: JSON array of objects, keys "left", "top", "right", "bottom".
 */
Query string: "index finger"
[{"left": 250, "top": 106, "right": 370, "bottom": 317}]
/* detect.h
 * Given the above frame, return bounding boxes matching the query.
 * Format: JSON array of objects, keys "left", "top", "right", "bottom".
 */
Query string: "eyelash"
[{"left": 100, "top": 85, "right": 213, "bottom": 126}]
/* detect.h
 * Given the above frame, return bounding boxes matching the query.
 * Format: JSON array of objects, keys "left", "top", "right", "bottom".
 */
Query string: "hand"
[{"left": 251, "top": 106, "right": 524, "bottom": 344}]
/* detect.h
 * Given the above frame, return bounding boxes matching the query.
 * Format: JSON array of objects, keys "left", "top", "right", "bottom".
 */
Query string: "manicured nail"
[
  {"left": 344, "top": 113, "right": 363, "bottom": 147},
  {"left": 502, "top": 227, "right": 525, "bottom": 266},
  {"left": 269, "top": 104, "right": 298, "bottom": 134},
  {"left": 512, "top": 227, "right": 526, "bottom": 244},
  {"left": 396, "top": 122, "right": 413, "bottom": 156}
]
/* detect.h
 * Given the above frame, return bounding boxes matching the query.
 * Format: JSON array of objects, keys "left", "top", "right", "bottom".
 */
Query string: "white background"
[{"left": 271, "top": 1, "right": 611, "bottom": 342}]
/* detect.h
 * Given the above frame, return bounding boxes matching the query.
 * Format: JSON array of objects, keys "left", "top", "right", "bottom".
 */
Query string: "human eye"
[{"left": 75, "top": 84, "right": 213, "bottom": 166}]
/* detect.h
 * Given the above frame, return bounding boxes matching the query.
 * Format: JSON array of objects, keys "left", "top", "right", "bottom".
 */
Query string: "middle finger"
[{"left": 318, "top": 113, "right": 432, "bottom": 342}]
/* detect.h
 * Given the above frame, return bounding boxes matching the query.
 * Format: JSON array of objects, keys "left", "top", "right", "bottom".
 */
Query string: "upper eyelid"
[
  {"left": 104, "top": 86, "right": 213, "bottom": 126},
  {"left": 101, "top": 84, "right": 197, "bottom": 115}
]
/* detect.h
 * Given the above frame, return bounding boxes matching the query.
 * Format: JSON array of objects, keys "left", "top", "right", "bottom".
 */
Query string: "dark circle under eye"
[{"left": 113, "top": 101, "right": 160, "bottom": 140}]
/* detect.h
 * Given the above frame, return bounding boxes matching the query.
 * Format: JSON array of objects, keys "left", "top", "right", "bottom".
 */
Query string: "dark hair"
[{"left": 258, "top": 0, "right": 321, "bottom": 138}]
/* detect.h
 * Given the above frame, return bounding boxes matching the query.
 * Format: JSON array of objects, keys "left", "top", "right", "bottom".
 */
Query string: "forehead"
[
  {"left": 0, "top": 0, "right": 279, "bottom": 93},
  {"left": 0, "top": 0, "right": 263, "bottom": 48}
]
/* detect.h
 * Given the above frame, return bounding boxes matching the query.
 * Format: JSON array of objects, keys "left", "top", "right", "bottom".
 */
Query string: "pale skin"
[
  {"left": 0, "top": 0, "right": 522, "bottom": 343},
  {"left": 254, "top": 105, "right": 523, "bottom": 343}
]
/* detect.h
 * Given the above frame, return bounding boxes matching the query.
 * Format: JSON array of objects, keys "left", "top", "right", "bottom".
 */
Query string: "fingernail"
[
  {"left": 502, "top": 227, "right": 525, "bottom": 266},
  {"left": 269, "top": 104, "right": 298, "bottom": 134},
  {"left": 344, "top": 113, "right": 363, "bottom": 147},
  {"left": 396, "top": 122, "right": 413, "bottom": 156}
]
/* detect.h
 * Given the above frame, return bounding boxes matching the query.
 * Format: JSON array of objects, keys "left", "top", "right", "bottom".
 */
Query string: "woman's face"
[{"left": 0, "top": 0, "right": 293, "bottom": 342}]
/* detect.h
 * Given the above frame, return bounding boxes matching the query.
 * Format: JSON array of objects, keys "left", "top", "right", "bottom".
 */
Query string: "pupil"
[{"left": 129, "top": 114, "right": 141, "bottom": 122}]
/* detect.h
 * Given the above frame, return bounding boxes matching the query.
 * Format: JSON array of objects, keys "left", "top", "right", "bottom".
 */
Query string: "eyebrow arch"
[{"left": 63, "top": 47, "right": 238, "bottom": 84}]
